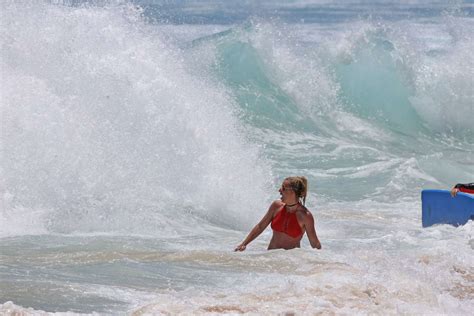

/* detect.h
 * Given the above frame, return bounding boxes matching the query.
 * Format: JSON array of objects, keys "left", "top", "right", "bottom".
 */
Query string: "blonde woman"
[{"left": 235, "top": 176, "right": 321, "bottom": 251}]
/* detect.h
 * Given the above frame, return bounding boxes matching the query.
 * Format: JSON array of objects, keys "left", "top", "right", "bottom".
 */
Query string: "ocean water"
[{"left": 1, "top": 0, "right": 473, "bottom": 314}]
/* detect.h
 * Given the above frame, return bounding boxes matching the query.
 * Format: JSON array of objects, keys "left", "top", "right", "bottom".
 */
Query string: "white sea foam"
[{"left": 1, "top": 2, "right": 272, "bottom": 236}]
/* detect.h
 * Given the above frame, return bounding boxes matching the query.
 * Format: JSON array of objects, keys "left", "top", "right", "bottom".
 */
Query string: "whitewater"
[{"left": 1, "top": 0, "right": 473, "bottom": 314}]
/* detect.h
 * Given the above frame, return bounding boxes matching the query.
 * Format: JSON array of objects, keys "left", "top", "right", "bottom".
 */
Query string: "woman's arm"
[
  {"left": 234, "top": 201, "right": 280, "bottom": 251},
  {"left": 303, "top": 211, "right": 321, "bottom": 249},
  {"left": 451, "top": 183, "right": 474, "bottom": 196}
]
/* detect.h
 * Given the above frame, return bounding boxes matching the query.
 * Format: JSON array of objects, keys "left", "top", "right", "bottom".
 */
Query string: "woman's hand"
[
  {"left": 450, "top": 187, "right": 459, "bottom": 197},
  {"left": 234, "top": 243, "right": 246, "bottom": 252}
]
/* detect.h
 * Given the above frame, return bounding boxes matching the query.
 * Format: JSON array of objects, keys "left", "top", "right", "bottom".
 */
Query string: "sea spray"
[{"left": 1, "top": 2, "right": 273, "bottom": 236}]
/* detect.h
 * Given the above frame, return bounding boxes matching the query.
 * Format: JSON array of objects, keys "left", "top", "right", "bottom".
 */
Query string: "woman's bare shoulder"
[
  {"left": 266, "top": 200, "right": 284, "bottom": 217},
  {"left": 298, "top": 204, "right": 310, "bottom": 213},
  {"left": 271, "top": 200, "right": 284, "bottom": 209},
  {"left": 297, "top": 205, "right": 313, "bottom": 219}
]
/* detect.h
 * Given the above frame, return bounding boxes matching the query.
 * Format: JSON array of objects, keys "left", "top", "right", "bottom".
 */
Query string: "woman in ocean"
[
  {"left": 450, "top": 182, "right": 474, "bottom": 196},
  {"left": 235, "top": 176, "right": 322, "bottom": 251}
]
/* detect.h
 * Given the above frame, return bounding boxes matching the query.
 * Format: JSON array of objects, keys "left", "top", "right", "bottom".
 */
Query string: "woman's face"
[{"left": 279, "top": 181, "right": 294, "bottom": 200}]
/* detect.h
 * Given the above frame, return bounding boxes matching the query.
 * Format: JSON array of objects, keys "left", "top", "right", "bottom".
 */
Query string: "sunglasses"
[{"left": 280, "top": 186, "right": 293, "bottom": 192}]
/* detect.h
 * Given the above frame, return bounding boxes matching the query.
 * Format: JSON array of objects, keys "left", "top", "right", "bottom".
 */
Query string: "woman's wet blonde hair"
[{"left": 285, "top": 176, "right": 308, "bottom": 205}]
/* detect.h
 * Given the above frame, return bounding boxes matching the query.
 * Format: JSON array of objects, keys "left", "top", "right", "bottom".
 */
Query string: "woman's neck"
[{"left": 284, "top": 200, "right": 299, "bottom": 207}]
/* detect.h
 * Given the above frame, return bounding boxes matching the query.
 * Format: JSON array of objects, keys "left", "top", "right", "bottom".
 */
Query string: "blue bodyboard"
[{"left": 421, "top": 189, "right": 474, "bottom": 227}]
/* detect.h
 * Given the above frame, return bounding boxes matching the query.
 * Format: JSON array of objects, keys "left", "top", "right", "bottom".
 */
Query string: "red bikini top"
[
  {"left": 455, "top": 183, "right": 474, "bottom": 194},
  {"left": 459, "top": 187, "right": 474, "bottom": 194},
  {"left": 271, "top": 205, "right": 303, "bottom": 238}
]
